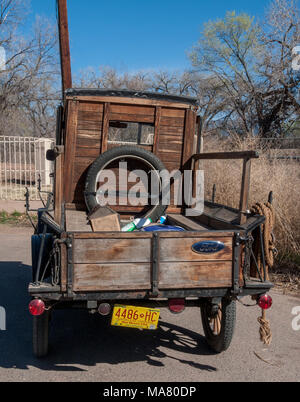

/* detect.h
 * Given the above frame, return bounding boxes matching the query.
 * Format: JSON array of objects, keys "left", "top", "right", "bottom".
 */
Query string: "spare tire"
[{"left": 84, "top": 146, "right": 168, "bottom": 223}]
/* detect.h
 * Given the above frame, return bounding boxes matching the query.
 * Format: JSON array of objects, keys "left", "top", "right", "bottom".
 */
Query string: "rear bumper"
[{"left": 28, "top": 279, "right": 273, "bottom": 302}]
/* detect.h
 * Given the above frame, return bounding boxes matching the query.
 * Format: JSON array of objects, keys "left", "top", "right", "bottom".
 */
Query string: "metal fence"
[{"left": 0, "top": 136, "right": 55, "bottom": 201}]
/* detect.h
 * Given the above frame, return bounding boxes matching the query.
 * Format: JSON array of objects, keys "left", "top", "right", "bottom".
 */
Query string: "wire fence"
[{"left": 0, "top": 136, "right": 55, "bottom": 201}]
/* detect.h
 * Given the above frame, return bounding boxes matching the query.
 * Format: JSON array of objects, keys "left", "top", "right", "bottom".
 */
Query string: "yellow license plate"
[{"left": 111, "top": 305, "right": 160, "bottom": 330}]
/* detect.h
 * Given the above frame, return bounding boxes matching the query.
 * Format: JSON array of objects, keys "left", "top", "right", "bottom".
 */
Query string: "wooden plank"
[
  {"left": 101, "top": 102, "right": 110, "bottom": 153},
  {"left": 73, "top": 238, "right": 151, "bottom": 263},
  {"left": 73, "top": 263, "right": 151, "bottom": 291},
  {"left": 158, "top": 231, "right": 235, "bottom": 238},
  {"left": 78, "top": 102, "right": 104, "bottom": 113},
  {"left": 153, "top": 107, "right": 161, "bottom": 154},
  {"left": 161, "top": 108, "right": 186, "bottom": 118},
  {"left": 54, "top": 152, "right": 64, "bottom": 224},
  {"left": 159, "top": 261, "right": 232, "bottom": 289},
  {"left": 77, "top": 119, "right": 103, "bottom": 132},
  {"left": 72, "top": 232, "right": 152, "bottom": 239},
  {"left": 64, "top": 101, "right": 78, "bottom": 202},
  {"left": 77, "top": 129, "right": 103, "bottom": 139},
  {"left": 192, "top": 151, "right": 259, "bottom": 161},
  {"left": 157, "top": 150, "right": 182, "bottom": 163},
  {"left": 66, "top": 95, "right": 195, "bottom": 109},
  {"left": 167, "top": 214, "right": 210, "bottom": 231},
  {"left": 159, "top": 126, "right": 185, "bottom": 136},
  {"left": 76, "top": 137, "right": 101, "bottom": 148},
  {"left": 109, "top": 113, "right": 154, "bottom": 124},
  {"left": 182, "top": 109, "right": 196, "bottom": 166},
  {"left": 110, "top": 104, "right": 155, "bottom": 117},
  {"left": 75, "top": 147, "right": 100, "bottom": 158},
  {"left": 239, "top": 158, "right": 252, "bottom": 225},
  {"left": 57, "top": 0, "right": 72, "bottom": 95},
  {"left": 160, "top": 237, "right": 233, "bottom": 262},
  {"left": 66, "top": 210, "right": 92, "bottom": 232},
  {"left": 160, "top": 116, "right": 185, "bottom": 128}
]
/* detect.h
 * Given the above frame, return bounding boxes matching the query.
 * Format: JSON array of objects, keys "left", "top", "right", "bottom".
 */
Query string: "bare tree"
[{"left": 0, "top": 0, "right": 59, "bottom": 138}]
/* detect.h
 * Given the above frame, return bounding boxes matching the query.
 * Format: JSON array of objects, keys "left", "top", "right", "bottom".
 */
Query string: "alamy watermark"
[
  {"left": 291, "top": 306, "right": 300, "bottom": 331},
  {"left": 0, "top": 307, "right": 6, "bottom": 331},
  {"left": 292, "top": 46, "right": 300, "bottom": 71},
  {"left": 94, "top": 163, "right": 205, "bottom": 217}
]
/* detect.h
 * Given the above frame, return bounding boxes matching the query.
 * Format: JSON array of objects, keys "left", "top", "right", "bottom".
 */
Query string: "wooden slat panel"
[
  {"left": 64, "top": 101, "right": 79, "bottom": 202},
  {"left": 109, "top": 104, "right": 155, "bottom": 124},
  {"left": 159, "top": 135, "right": 183, "bottom": 145},
  {"left": 161, "top": 108, "right": 186, "bottom": 118},
  {"left": 160, "top": 237, "right": 233, "bottom": 262},
  {"left": 110, "top": 104, "right": 155, "bottom": 117},
  {"left": 107, "top": 143, "right": 153, "bottom": 152},
  {"left": 109, "top": 113, "right": 155, "bottom": 123},
  {"left": 54, "top": 152, "right": 64, "bottom": 224},
  {"left": 73, "top": 263, "right": 151, "bottom": 291},
  {"left": 73, "top": 238, "right": 151, "bottom": 263},
  {"left": 76, "top": 137, "right": 101, "bottom": 148},
  {"left": 160, "top": 116, "right": 185, "bottom": 128},
  {"left": 159, "top": 126, "right": 184, "bottom": 136},
  {"left": 77, "top": 129, "right": 102, "bottom": 139},
  {"left": 101, "top": 103, "right": 110, "bottom": 153},
  {"left": 153, "top": 106, "right": 161, "bottom": 154},
  {"left": 77, "top": 119, "right": 102, "bottom": 131},
  {"left": 78, "top": 102, "right": 104, "bottom": 112},
  {"left": 67, "top": 95, "right": 194, "bottom": 109},
  {"left": 159, "top": 261, "right": 232, "bottom": 289},
  {"left": 182, "top": 109, "right": 196, "bottom": 166},
  {"left": 75, "top": 147, "right": 100, "bottom": 158},
  {"left": 157, "top": 150, "right": 182, "bottom": 163}
]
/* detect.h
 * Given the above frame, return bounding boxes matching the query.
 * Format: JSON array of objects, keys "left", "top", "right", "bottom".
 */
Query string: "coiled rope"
[
  {"left": 250, "top": 202, "right": 276, "bottom": 280},
  {"left": 251, "top": 201, "right": 276, "bottom": 346}
]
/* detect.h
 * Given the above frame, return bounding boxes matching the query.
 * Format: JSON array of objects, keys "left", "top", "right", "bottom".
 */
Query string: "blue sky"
[{"left": 28, "top": 0, "right": 271, "bottom": 75}]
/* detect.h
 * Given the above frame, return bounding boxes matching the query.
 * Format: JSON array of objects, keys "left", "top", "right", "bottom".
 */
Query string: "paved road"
[{"left": 0, "top": 225, "right": 299, "bottom": 382}]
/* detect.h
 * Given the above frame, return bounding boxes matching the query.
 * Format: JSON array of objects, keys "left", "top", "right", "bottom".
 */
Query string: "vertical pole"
[
  {"left": 57, "top": 0, "right": 72, "bottom": 98},
  {"left": 239, "top": 157, "right": 251, "bottom": 225}
]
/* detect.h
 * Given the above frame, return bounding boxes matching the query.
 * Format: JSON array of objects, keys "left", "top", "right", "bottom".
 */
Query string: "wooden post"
[
  {"left": 238, "top": 158, "right": 252, "bottom": 225},
  {"left": 57, "top": 0, "right": 72, "bottom": 97}
]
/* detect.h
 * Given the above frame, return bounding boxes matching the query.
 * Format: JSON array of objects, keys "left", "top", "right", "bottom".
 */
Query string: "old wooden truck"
[{"left": 27, "top": 0, "right": 273, "bottom": 357}]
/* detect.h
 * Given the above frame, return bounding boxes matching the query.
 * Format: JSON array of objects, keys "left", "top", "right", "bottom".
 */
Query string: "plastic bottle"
[
  {"left": 121, "top": 218, "right": 152, "bottom": 232},
  {"left": 159, "top": 216, "right": 167, "bottom": 225}
]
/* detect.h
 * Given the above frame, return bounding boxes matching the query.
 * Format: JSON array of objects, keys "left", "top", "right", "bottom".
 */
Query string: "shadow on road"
[{"left": 0, "top": 262, "right": 217, "bottom": 373}]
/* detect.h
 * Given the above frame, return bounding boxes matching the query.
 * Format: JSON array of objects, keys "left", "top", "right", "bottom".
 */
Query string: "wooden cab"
[{"left": 54, "top": 89, "right": 199, "bottom": 223}]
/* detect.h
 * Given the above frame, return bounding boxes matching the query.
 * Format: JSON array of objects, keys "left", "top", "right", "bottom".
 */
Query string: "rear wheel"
[
  {"left": 33, "top": 310, "right": 50, "bottom": 358},
  {"left": 201, "top": 297, "right": 236, "bottom": 353}
]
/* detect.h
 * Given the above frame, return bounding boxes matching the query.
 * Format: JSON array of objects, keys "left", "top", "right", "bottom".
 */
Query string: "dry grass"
[
  {"left": 202, "top": 134, "right": 300, "bottom": 278},
  {"left": 0, "top": 210, "right": 37, "bottom": 226}
]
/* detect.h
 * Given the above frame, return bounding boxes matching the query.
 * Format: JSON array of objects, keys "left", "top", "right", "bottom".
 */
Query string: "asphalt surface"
[{"left": 0, "top": 225, "right": 299, "bottom": 382}]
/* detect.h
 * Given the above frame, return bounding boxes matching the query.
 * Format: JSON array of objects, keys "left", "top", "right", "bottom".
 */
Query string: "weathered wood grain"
[
  {"left": 73, "top": 237, "right": 151, "bottom": 263},
  {"left": 73, "top": 263, "right": 151, "bottom": 291},
  {"left": 159, "top": 261, "right": 232, "bottom": 289},
  {"left": 160, "top": 237, "right": 233, "bottom": 262}
]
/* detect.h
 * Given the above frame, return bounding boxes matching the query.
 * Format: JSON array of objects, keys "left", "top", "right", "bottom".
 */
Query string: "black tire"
[
  {"left": 84, "top": 146, "right": 168, "bottom": 222},
  {"left": 33, "top": 311, "right": 50, "bottom": 358},
  {"left": 201, "top": 297, "right": 236, "bottom": 353}
]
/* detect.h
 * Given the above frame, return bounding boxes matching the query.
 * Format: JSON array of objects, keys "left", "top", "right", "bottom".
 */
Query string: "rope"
[
  {"left": 258, "top": 310, "right": 272, "bottom": 346},
  {"left": 250, "top": 202, "right": 276, "bottom": 280},
  {"left": 251, "top": 201, "right": 276, "bottom": 346}
]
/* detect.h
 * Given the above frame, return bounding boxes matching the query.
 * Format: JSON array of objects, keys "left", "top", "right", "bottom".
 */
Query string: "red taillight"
[
  {"left": 29, "top": 299, "right": 45, "bottom": 316},
  {"left": 168, "top": 298, "right": 185, "bottom": 314},
  {"left": 98, "top": 303, "right": 111, "bottom": 316},
  {"left": 258, "top": 294, "right": 273, "bottom": 310}
]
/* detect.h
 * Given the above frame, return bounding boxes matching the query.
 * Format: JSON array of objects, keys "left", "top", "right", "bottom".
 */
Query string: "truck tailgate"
[{"left": 70, "top": 232, "right": 234, "bottom": 293}]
